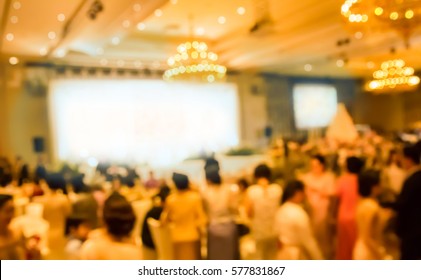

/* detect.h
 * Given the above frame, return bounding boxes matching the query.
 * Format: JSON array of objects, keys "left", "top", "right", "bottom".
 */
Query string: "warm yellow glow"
[
  {"left": 390, "top": 12, "right": 399, "bottom": 20},
  {"left": 405, "top": 9, "right": 414, "bottom": 19},
  {"left": 375, "top": 7, "right": 383, "bottom": 16}
]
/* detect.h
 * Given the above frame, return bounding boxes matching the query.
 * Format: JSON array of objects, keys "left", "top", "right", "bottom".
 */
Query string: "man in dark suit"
[{"left": 396, "top": 144, "right": 421, "bottom": 260}]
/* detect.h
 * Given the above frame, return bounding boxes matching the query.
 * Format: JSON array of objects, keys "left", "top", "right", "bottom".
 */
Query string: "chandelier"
[
  {"left": 163, "top": 41, "right": 227, "bottom": 82},
  {"left": 366, "top": 59, "right": 420, "bottom": 92},
  {"left": 341, "top": 0, "right": 421, "bottom": 43}
]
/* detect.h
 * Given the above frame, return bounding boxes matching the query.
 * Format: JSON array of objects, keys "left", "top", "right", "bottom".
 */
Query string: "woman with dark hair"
[
  {"left": 80, "top": 192, "right": 141, "bottom": 259},
  {"left": 244, "top": 164, "right": 282, "bottom": 260},
  {"left": 335, "top": 156, "right": 364, "bottom": 260},
  {"left": 300, "top": 154, "right": 335, "bottom": 259},
  {"left": 202, "top": 167, "right": 239, "bottom": 260},
  {"left": 353, "top": 170, "right": 386, "bottom": 260},
  {"left": 161, "top": 173, "right": 206, "bottom": 260},
  {"left": 275, "top": 180, "right": 322, "bottom": 260},
  {"left": 0, "top": 194, "right": 23, "bottom": 259}
]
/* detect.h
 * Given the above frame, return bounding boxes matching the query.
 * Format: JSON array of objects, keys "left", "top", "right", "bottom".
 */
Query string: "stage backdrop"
[{"left": 49, "top": 79, "right": 239, "bottom": 167}]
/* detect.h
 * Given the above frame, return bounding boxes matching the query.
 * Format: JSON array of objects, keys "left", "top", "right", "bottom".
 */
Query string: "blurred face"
[
  {"left": 310, "top": 159, "right": 325, "bottom": 175},
  {"left": 75, "top": 223, "right": 91, "bottom": 241},
  {"left": 400, "top": 156, "right": 415, "bottom": 171},
  {"left": 295, "top": 190, "right": 305, "bottom": 204},
  {"left": 372, "top": 184, "right": 381, "bottom": 197},
  {"left": 0, "top": 200, "right": 15, "bottom": 226}
]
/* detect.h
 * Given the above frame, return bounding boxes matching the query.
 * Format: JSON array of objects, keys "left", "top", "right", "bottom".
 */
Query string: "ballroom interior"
[{"left": 0, "top": 0, "right": 421, "bottom": 261}]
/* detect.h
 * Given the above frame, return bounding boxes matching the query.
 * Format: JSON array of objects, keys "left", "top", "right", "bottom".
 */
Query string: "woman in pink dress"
[{"left": 335, "top": 157, "right": 364, "bottom": 260}]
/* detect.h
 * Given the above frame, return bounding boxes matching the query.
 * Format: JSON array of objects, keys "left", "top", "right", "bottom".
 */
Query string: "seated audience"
[{"left": 65, "top": 215, "right": 91, "bottom": 259}]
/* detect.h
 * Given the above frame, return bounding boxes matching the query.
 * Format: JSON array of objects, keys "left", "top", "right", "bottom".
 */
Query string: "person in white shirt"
[
  {"left": 244, "top": 164, "right": 282, "bottom": 260},
  {"left": 275, "top": 180, "right": 322, "bottom": 260}
]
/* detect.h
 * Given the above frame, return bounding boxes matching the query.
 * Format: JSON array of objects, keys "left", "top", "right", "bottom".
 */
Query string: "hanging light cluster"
[{"left": 163, "top": 41, "right": 227, "bottom": 82}]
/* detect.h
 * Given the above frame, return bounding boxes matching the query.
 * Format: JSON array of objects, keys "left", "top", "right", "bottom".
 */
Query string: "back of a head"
[
  {"left": 312, "top": 154, "right": 326, "bottom": 167},
  {"left": 254, "top": 164, "right": 271, "bottom": 180},
  {"left": 172, "top": 172, "right": 189, "bottom": 191},
  {"left": 205, "top": 166, "right": 222, "bottom": 185},
  {"left": 346, "top": 156, "right": 364, "bottom": 174},
  {"left": 71, "top": 174, "right": 88, "bottom": 193},
  {"left": 103, "top": 192, "right": 135, "bottom": 238},
  {"left": 155, "top": 186, "right": 171, "bottom": 203},
  {"left": 0, "top": 194, "right": 13, "bottom": 209},
  {"left": 403, "top": 144, "right": 421, "bottom": 165},
  {"left": 46, "top": 173, "right": 66, "bottom": 192},
  {"left": 358, "top": 170, "right": 380, "bottom": 198},
  {"left": 282, "top": 180, "right": 305, "bottom": 204}
]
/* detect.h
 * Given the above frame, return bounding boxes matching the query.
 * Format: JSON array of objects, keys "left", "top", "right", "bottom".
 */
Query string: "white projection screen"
[
  {"left": 293, "top": 83, "right": 338, "bottom": 129},
  {"left": 49, "top": 79, "right": 239, "bottom": 167}
]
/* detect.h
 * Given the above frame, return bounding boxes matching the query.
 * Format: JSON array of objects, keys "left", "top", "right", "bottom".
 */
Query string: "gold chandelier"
[
  {"left": 341, "top": 0, "right": 421, "bottom": 43},
  {"left": 365, "top": 59, "right": 420, "bottom": 92},
  {"left": 163, "top": 41, "right": 227, "bottom": 82}
]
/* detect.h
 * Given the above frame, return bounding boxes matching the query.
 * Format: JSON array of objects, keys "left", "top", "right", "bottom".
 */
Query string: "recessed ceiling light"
[
  {"left": 237, "top": 6, "right": 246, "bottom": 15},
  {"left": 48, "top": 31, "right": 56, "bottom": 40},
  {"left": 218, "top": 16, "right": 226, "bottom": 24},
  {"left": 9, "top": 56, "right": 19, "bottom": 65},
  {"left": 100, "top": 58, "right": 108, "bottom": 66},
  {"left": 10, "top": 16, "right": 18, "bottom": 24},
  {"left": 304, "top": 64, "right": 312, "bottom": 72},
  {"left": 13, "top": 1, "right": 21, "bottom": 10},
  {"left": 134, "top": 61, "right": 142, "bottom": 68},
  {"left": 367, "top": 61, "right": 375, "bottom": 69},
  {"left": 39, "top": 47, "right": 48, "bottom": 56},
  {"left": 137, "top": 22, "right": 146, "bottom": 31},
  {"left": 117, "top": 60, "right": 125, "bottom": 67},
  {"left": 57, "top": 13, "right": 66, "bottom": 22},
  {"left": 122, "top": 20, "right": 130, "bottom": 28},
  {"left": 336, "top": 59, "right": 345, "bottom": 67},
  {"left": 354, "top": 31, "right": 363, "bottom": 39},
  {"left": 111, "top": 37, "right": 120, "bottom": 45},
  {"left": 154, "top": 9, "right": 163, "bottom": 17},
  {"left": 170, "top": 0, "right": 178, "bottom": 4},
  {"left": 133, "top": 3, "right": 141, "bottom": 12},
  {"left": 6, "top": 33, "right": 14, "bottom": 41},
  {"left": 195, "top": 27, "right": 205, "bottom": 36}
]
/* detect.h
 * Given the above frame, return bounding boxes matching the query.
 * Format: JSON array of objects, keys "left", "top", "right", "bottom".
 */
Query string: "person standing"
[{"left": 395, "top": 145, "right": 421, "bottom": 260}]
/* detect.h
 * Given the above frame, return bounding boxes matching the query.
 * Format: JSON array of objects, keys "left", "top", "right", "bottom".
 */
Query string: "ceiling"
[{"left": 1, "top": 0, "right": 421, "bottom": 78}]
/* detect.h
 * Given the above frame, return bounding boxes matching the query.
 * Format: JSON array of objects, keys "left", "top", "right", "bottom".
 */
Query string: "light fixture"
[
  {"left": 39, "top": 47, "right": 48, "bottom": 56},
  {"left": 55, "top": 49, "right": 67, "bottom": 58},
  {"left": 195, "top": 27, "right": 205, "bottom": 36},
  {"left": 304, "top": 64, "right": 312, "bottom": 72},
  {"left": 10, "top": 16, "right": 18, "bottom": 24},
  {"left": 9, "top": 57, "right": 19, "bottom": 65},
  {"left": 99, "top": 58, "right": 108, "bottom": 66},
  {"left": 336, "top": 59, "right": 345, "bottom": 67},
  {"left": 237, "top": 7, "right": 246, "bottom": 15},
  {"left": 218, "top": 16, "right": 226, "bottom": 24},
  {"left": 13, "top": 1, "right": 21, "bottom": 10},
  {"left": 163, "top": 41, "right": 227, "bottom": 82},
  {"left": 48, "top": 31, "right": 56, "bottom": 40},
  {"left": 122, "top": 20, "right": 130, "bottom": 28},
  {"left": 154, "top": 9, "right": 163, "bottom": 17},
  {"left": 57, "top": 13, "right": 66, "bottom": 22},
  {"left": 111, "top": 36, "right": 120, "bottom": 45},
  {"left": 341, "top": 0, "right": 421, "bottom": 44},
  {"left": 6, "top": 33, "right": 14, "bottom": 41},
  {"left": 366, "top": 59, "right": 420, "bottom": 92},
  {"left": 133, "top": 3, "right": 141, "bottom": 12},
  {"left": 137, "top": 22, "right": 146, "bottom": 30}
]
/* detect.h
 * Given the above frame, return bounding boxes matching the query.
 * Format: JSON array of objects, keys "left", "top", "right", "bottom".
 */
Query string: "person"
[
  {"left": 141, "top": 185, "right": 170, "bottom": 259},
  {"left": 161, "top": 173, "right": 206, "bottom": 260},
  {"left": 33, "top": 173, "right": 71, "bottom": 259},
  {"left": 300, "top": 155, "right": 336, "bottom": 259},
  {"left": 0, "top": 194, "right": 24, "bottom": 259},
  {"left": 382, "top": 150, "right": 406, "bottom": 196},
  {"left": 202, "top": 166, "right": 239, "bottom": 260},
  {"left": 144, "top": 171, "right": 160, "bottom": 190},
  {"left": 395, "top": 144, "right": 421, "bottom": 260},
  {"left": 80, "top": 192, "right": 141, "bottom": 259},
  {"left": 71, "top": 178, "right": 99, "bottom": 229},
  {"left": 275, "top": 180, "right": 322, "bottom": 260},
  {"left": 244, "top": 164, "right": 282, "bottom": 260},
  {"left": 65, "top": 216, "right": 91, "bottom": 259},
  {"left": 335, "top": 156, "right": 364, "bottom": 260},
  {"left": 353, "top": 170, "right": 386, "bottom": 260}
]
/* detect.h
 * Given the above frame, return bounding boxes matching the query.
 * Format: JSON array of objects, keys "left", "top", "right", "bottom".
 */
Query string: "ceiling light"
[
  {"left": 304, "top": 64, "right": 312, "bottom": 72},
  {"left": 6, "top": 33, "right": 14, "bottom": 41},
  {"left": 55, "top": 49, "right": 67, "bottom": 58},
  {"left": 122, "top": 20, "right": 130, "bottom": 28},
  {"left": 133, "top": 3, "right": 141, "bottom": 12},
  {"left": 111, "top": 37, "right": 120, "bottom": 45},
  {"left": 13, "top": 1, "right": 21, "bottom": 10},
  {"left": 354, "top": 31, "right": 363, "bottom": 39},
  {"left": 100, "top": 58, "right": 108, "bottom": 66},
  {"left": 218, "top": 16, "right": 226, "bottom": 24},
  {"left": 237, "top": 6, "right": 246, "bottom": 15},
  {"left": 336, "top": 59, "right": 345, "bottom": 67},
  {"left": 137, "top": 22, "right": 146, "bottom": 31},
  {"left": 154, "top": 9, "right": 163, "bottom": 17},
  {"left": 57, "top": 13, "right": 66, "bottom": 22},
  {"left": 9, "top": 57, "right": 19, "bottom": 65},
  {"left": 10, "top": 16, "right": 18, "bottom": 24},
  {"left": 164, "top": 41, "right": 227, "bottom": 82},
  {"left": 195, "top": 27, "right": 205, "bottom": 36},
  {"left": 367, "top": 61, "right": 375, "bottom": 69},
  {"left": 170, "top": 0, "right": 178, "bottom": 4},
  {"left": 39, "top": 47, "right": 48, "bottom": 56},
  {"left": 48, "top": 31, "right": 57, "bottom": 40}
]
